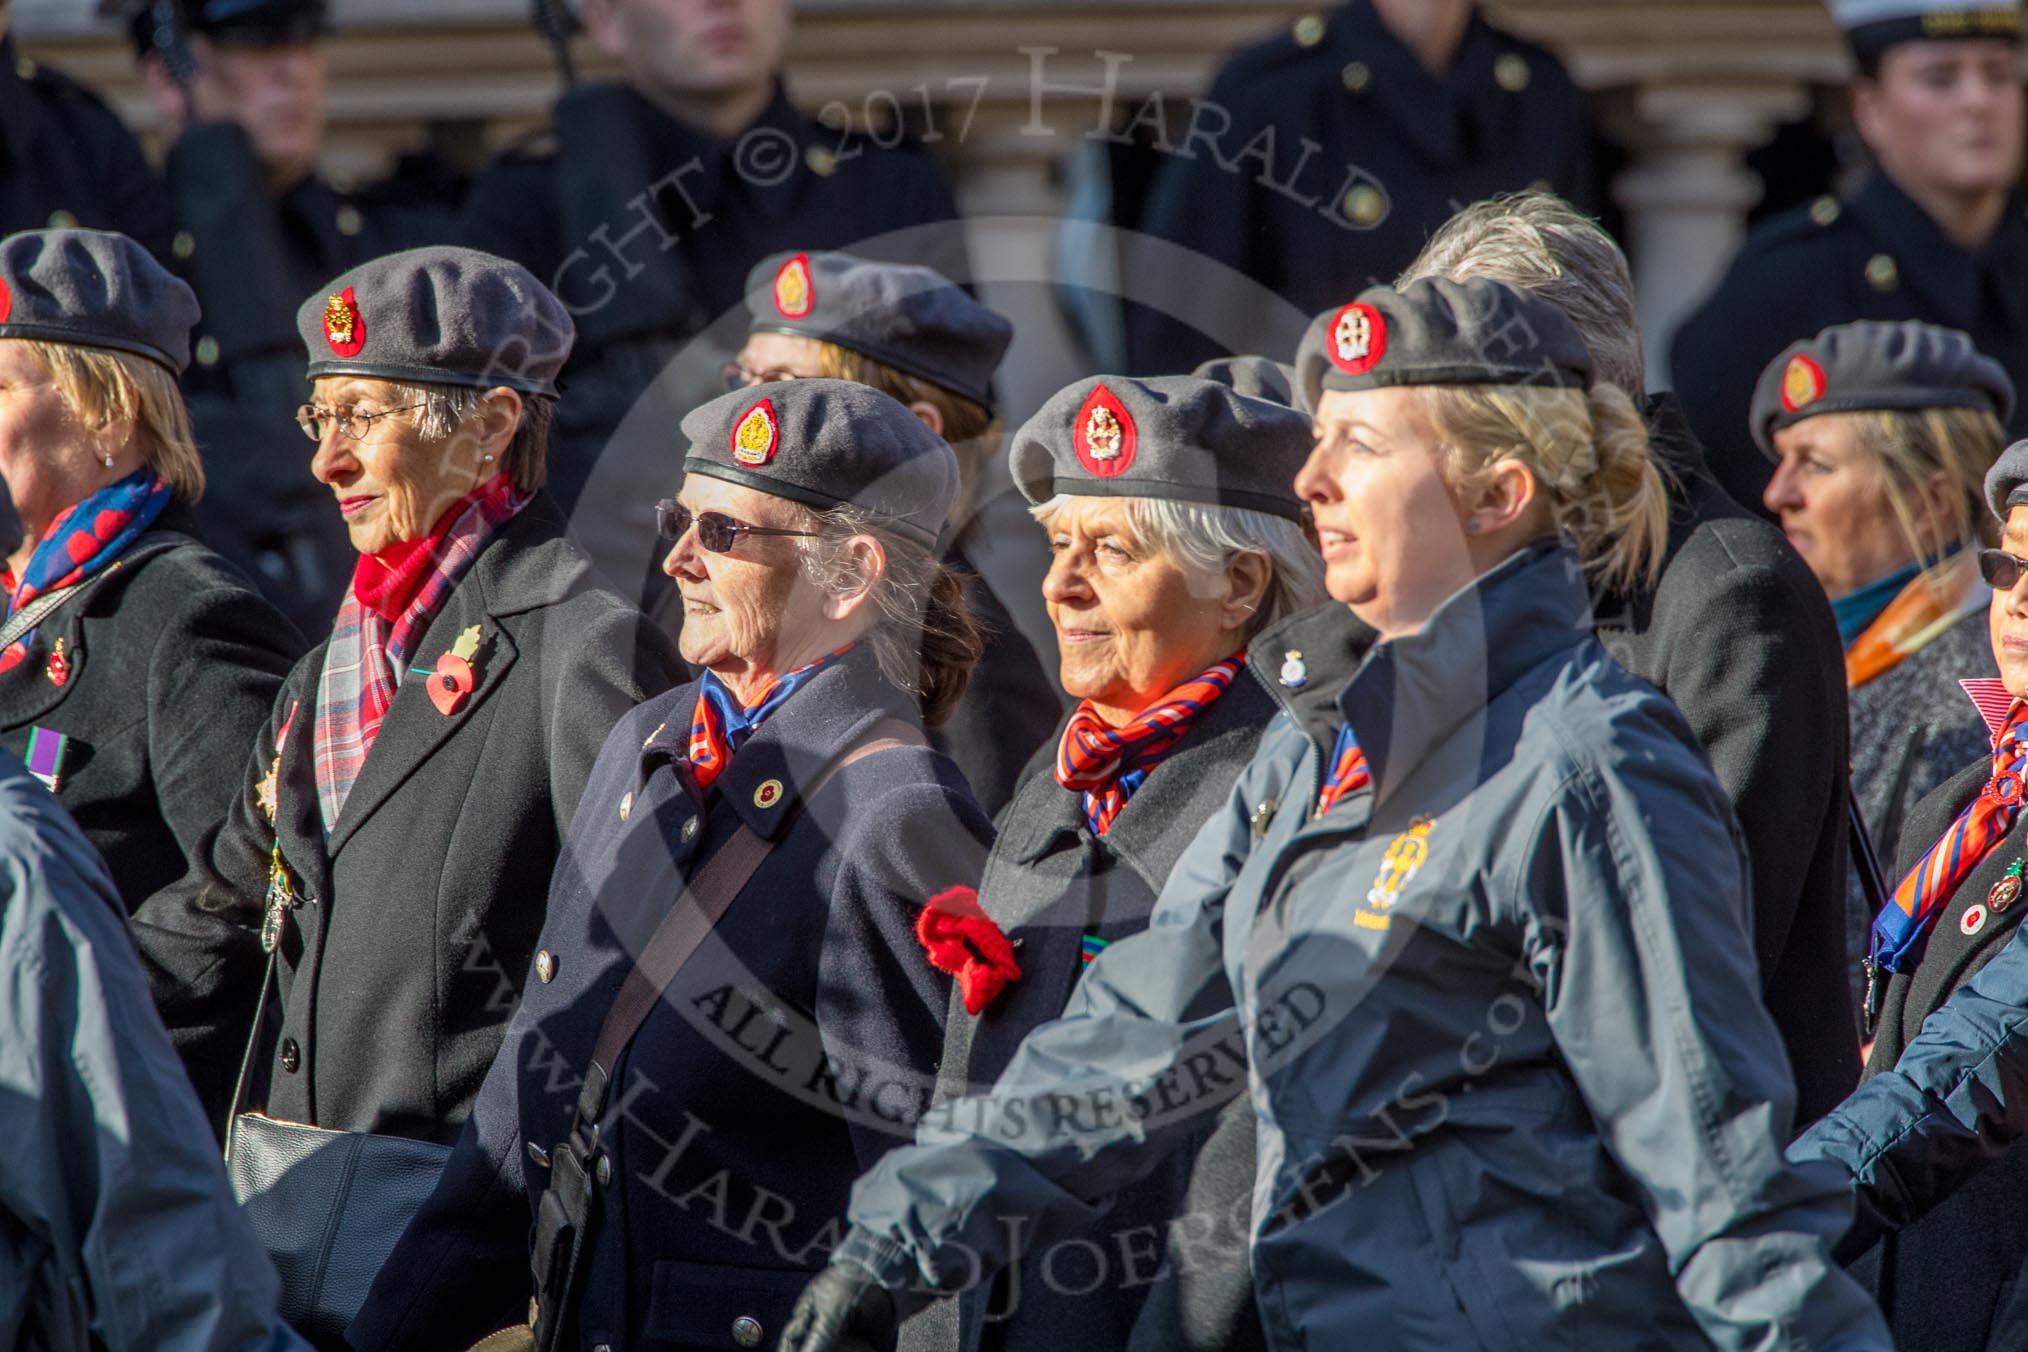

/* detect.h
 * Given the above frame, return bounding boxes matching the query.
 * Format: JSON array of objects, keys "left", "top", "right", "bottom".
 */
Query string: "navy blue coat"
[{"left": 350, "top": 647, "right": 994, "bottom": 1352}]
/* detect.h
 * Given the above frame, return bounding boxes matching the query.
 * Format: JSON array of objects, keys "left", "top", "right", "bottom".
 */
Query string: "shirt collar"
[{"left": 1962, "top": 677, "right": 2019, "bottom": 737}]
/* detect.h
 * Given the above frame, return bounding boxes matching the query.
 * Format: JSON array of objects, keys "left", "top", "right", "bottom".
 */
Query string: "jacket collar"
[
  {"left": 613, "top": 79, "right": 809, "bottom": 219},
  {"left": 640, "top": 644, "right": 921, "bottom": 840},
  {"left": 1851, "top": 172, "right": 2028, "bottom": 330},
  {"left": 1327, "top": 0, "right": 1509, "bottom": 166},
  {"left": 1252, "top": 541, "right": 1593, "bottom": 800}
]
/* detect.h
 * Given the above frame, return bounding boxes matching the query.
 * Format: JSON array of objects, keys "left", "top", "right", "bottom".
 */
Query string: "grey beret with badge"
[
  {"left": 296, "top": 245, "right": 574, "bottom": 397},
  {"left": 0, "top": 228, "right": 199, "bottom": 373},
  {"left": 681, "top": 378, "right": 959, "bottom": 548},
  {"left": 1751, "top": 319, "right": 2015, "bottom": 458},
  {"left": 1830, "top": 0, "right": 2020, "bottom": 67},
  {"left": 1293, "top": 275, "right": 1593, "bottom": 412},
  {"left": 1985, "top": 435, "right": 2028, "bottom": 521},
  {"left": 1008, "top": 374, "right": 1311, "bottom": 521},
  {"left": 745, "top": 251, "right": 1012, "bottom": 408}
]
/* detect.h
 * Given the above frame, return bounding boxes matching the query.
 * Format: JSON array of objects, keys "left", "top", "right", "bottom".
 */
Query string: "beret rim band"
[
  {"left": 0, "top": 321, "right": 182, "bottom": 374},
  {"left": 1017, "top": 473, "right": 1307, "bottom": 523},
  {"left": 304, "top": 357, "right": 559, "bottom": 398},
  {"left": 1319, "top": 361, "right": 1590, "bottom": 393},
  {"left": 1756, "top": 387, "right": 2007, "bottom": 458},
  {"left": 746, "top": 322, "right": 997, "bottom": 408},
  {"left": 680, "top": 458, "right": 942, "bottom": 548}
]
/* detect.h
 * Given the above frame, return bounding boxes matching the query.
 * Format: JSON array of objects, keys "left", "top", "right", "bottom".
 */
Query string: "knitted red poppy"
[{"left": 916, "top": 885, "right": 1021, "bottom": 1016}]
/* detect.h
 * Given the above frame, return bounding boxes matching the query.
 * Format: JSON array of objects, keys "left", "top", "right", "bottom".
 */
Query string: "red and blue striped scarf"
[
  {"left": 312, "top": 475, "right": 527, "bottom": 831},
  {"left": 1315, "top": 724, "right": 1372, "bottom": 817},
  {"left": 687, "top": 646, "right": 853, "bottom": 792},
  {"left": 0, "top": 468, "right": 168, "bottom": 673},
  {"left": 1055, "top": 655, "right": 1243, "bottom": 836},
  {"left": 1872, "top": 697, "right": 2028, "bottom": 973}
]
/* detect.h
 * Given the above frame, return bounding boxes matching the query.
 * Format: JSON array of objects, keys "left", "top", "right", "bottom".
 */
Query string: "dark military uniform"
[
  {"left": 1671, "top": 173, "right": 2028, "bottom": 515},
  {"left": 460, "top": 82, "right": 967, "bottom": 607},
  {"left": 0, "top": 38, "right": 171, "bottom": 254},
  {"left": 1122, "top": 2, "right": 1593, "bottom": 374}
]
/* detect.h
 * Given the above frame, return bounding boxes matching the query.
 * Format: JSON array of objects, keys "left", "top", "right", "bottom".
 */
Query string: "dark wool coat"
[
  {"left": 0, "top": 504, "right": 303, "bottom": 912},
  {"left": 348, "top": 647, "right": 994, "bottom": 1352},
  {"left": 1849, "top": 752, "right": 2028, "bottom": 1351},
  {"left": 900, "top": 672, "right": 1277, "bottom": 1352},
  {"left": 1845, "top": 611, "right": 1995, "bottom": 1005},
  {"left": 1595, "top": 399, "right": 1858, "bottom": 1125},
  {"left": 131, "top": 498, "right": 681, "bottom": 1132}
]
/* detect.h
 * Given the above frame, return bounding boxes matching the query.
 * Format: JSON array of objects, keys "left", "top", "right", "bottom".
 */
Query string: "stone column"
[{"left": 1609, "top": 81, "right": 1814, "bottom": 391}]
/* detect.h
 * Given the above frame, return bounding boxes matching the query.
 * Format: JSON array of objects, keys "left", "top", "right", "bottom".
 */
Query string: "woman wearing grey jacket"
[
  {"left": 901, "top": 374, "right": 1323, "bottom": 1352},
  {"left": 782, "top": 280, "right": 1888, "bottom": 1352}
]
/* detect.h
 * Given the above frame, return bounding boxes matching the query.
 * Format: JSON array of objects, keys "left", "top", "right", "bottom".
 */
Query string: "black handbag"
[{"left": 225, "top": 956, "right": 451, "bottom": 1346}]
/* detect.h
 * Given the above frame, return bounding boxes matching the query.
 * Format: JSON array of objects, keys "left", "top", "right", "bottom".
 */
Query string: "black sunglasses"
[
  {"left": 655, "top": 499, "right": 818, "bottom": 552},
  {"left": 1982, "top": 548, "right": 2028, "bottom": 592}
]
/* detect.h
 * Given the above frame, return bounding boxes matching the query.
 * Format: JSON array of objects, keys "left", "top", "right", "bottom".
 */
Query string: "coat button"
[
  {"left": 535, "top": 950, "right": 557, "bottom": 983},
  {"left": 280, "top": 1037, "right": 301, "bottom": 1073},
  {"left": 732, "top": 1316, "right": 764, "bottom": 1347},
  {"left": 595, "top": 1152, "right": 613, "bottom": 1186},
  {"left": 593, "top": 1344, "right": 612, "bottom": 1352},
  {"left": 680, "top": 815, "right": 699, "bottom": 842},
  {"left": 619, "top": 791, "right": 633, "bottom": 821},
  {"left": 1865, "top": 253, "right": 1900, "bottom": 292}
]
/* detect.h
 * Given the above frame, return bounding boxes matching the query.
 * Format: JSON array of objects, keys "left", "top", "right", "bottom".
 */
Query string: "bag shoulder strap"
[{"left": 575, "top": 716, "right": 926, "bottom": 1123}]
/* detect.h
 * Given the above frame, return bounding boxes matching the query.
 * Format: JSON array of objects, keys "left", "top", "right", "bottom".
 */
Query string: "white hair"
[{"left": 1029, "top": 494, "right": 1327, "bottom": 638}]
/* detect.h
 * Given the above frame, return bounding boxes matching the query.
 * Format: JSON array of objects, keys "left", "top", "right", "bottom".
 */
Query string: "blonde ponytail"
[{"left": 1420, "top": 381, "right": 1670, "bottom": 595}]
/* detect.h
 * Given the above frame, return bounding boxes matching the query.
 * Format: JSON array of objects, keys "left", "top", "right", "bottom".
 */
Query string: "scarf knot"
[
  {"left": 1873, "top": 698, "right": 2028, "bottom": 973},
  {"left": 687, "top": 646, "right": 853, "bottom": 793},
  {"left": 0, "top": 468, "right": 169, "bottom": 674},
  {"left": 1055, "top": 656, "right": 1243, "bottom": 836}
]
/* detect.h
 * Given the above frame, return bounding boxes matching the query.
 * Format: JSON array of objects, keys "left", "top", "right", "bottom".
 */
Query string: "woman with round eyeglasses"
[
  {"left": 1754, "top": 320, "right": 2011, "bottom": 1018},
  {"left": 0, "top": 229, "right": 301, "bottom": 921},
  {"left": 350, "top": 379, "right": 996, "bottom": 1351}
]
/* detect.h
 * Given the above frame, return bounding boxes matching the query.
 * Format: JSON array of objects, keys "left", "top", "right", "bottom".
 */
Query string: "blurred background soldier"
[
  {"left": 128, "top": 0, "right": 463, "bottom": 638},
  {"left": 1671, "top": 0, "right": 2028, "bottom": 516},
  {"left": 461, "top": 0, "right": 967, "bottom": 608},
  {"left": 0, "top": 0, "right": 169, "bottom": 254},
  {"left": 1118, "top": 0, "right": 1593, "bottom": 375}
]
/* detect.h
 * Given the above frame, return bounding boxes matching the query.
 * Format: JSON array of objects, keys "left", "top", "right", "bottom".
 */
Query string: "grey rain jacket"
[
  {"left": 833, "top": 542, "right": 1889, "bottom": 1351},
  {"left": 0, "top": 752, "right": 304, "bottom": 1352}
]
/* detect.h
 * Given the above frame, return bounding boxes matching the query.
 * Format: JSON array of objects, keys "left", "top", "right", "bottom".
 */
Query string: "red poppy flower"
[
  {"left": 429, "top": 652, "right": 474, "bottom": 715},
  {"left": 916, "top": 885, "right": 1021, "bottom": 1015}
]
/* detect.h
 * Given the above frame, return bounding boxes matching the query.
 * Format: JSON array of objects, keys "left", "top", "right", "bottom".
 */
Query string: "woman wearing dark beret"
[
  {"left": 1793, "top": 431, "right": 2028, "bottom": 1350},
  {"left": 350, "top": 378, "right": 995, "bottom": 1352},
  {"left": 132, "top": 244, "right": 681, "bottom": 1147},
  {"left": 0, "top": 227, "right": 302, "bottom": 907},
  {"left": 1755, "top": 319, "right": 2010, "bottom": 1014},
  {"left": 784, "top": 277, "right": 1886, "bottom": 1352},
  {"left": 892, "top": 373, "right": 1322, "bottom": 1352}
]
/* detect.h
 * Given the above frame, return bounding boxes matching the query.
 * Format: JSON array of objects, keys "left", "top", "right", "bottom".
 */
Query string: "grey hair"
[
  {"left": 1398, "top": 190, "right": 1646, "bottom": 396},
  {"left": 791, "top": 501, "right": 982, "bottom": 726},
  {"left": 383, "top": 379, "right": 553, "bottom": 493},
  {"left": 1028, "top": 494, "right": 1327, "bottom": 639}
]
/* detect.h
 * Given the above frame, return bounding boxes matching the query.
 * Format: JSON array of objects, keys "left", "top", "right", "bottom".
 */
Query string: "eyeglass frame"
[
  {"left": 719, "top": 362, "right": 805, "bottom": 393},
  {"left": 294, "top": 401, "right": 428, "bottom": 443},
  {"left": 654, "top": 499, "right": 820, "bottom": 553},
  {"left": 1981, "top": 547, "right": 2028, "bottom": 592}
]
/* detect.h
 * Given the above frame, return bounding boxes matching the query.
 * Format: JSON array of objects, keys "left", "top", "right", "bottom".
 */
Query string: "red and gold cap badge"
[
  {"left": 1327, "top": 301, "right": 1386, "bottom": 376},
  {"left": 1073, "top": 384, "right": 1137, "bottom": 478},
  {"left": 732, "top": 397, "right": 781, "bottom": 467},
  {"left": 322, "top": 286, "right": 365, "bottom": 357},
  {"left": 1780, "top": 353, "right": 1826, "bottom": 413},
  {"left": 0, "top": 274, "right": 12, "bottom": 325},
  {"left": 773, "top": 254, "right": 814, "bottom": 320}
]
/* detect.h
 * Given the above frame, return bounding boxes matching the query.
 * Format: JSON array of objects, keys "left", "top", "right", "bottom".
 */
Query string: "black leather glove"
[{"left": 777, "top": 1261, "right": 897, "bottom": 1352}]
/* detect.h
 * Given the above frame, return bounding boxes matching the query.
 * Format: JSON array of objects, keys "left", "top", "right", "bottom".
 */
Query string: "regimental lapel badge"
[
  {"left": 44, "top": 637, "right": 68, "bottom": 687},
  {"left": 24, "top": 725, "right": 68, "bottom": 791},
  {"left": 261, "top": 840, "right": 299, "bottom": 953},
  {"left": 256, "top": 699, "right": 298, "bottom": 824},
  {"left": 1992, "top": 858, "right": 2025, "bottom": 913},
  {"left": 1280, "top": 649, "right": 1307, "bottom": 689},
  {"left": 428, "top": 624, "right": 484, "bottom": 716}
]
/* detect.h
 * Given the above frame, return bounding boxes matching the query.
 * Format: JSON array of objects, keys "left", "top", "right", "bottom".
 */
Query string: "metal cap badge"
[
  {"left": 322, "top": 285, "right": 365, "bottom": 357},
  {"left": 731, "top": 398, "right": 781, "bottom": 467},
  {"left": 1073, "top": 383, "right": 1137, "bottom": 477}
]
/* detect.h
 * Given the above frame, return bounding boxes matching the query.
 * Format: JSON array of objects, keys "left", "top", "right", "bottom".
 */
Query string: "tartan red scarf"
[
  {"left": 312, "top": 475, "right": 527, "bottom": 830},
  {"left": 1054, "top": 655, "right": 1243, "bottom": 835}
]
